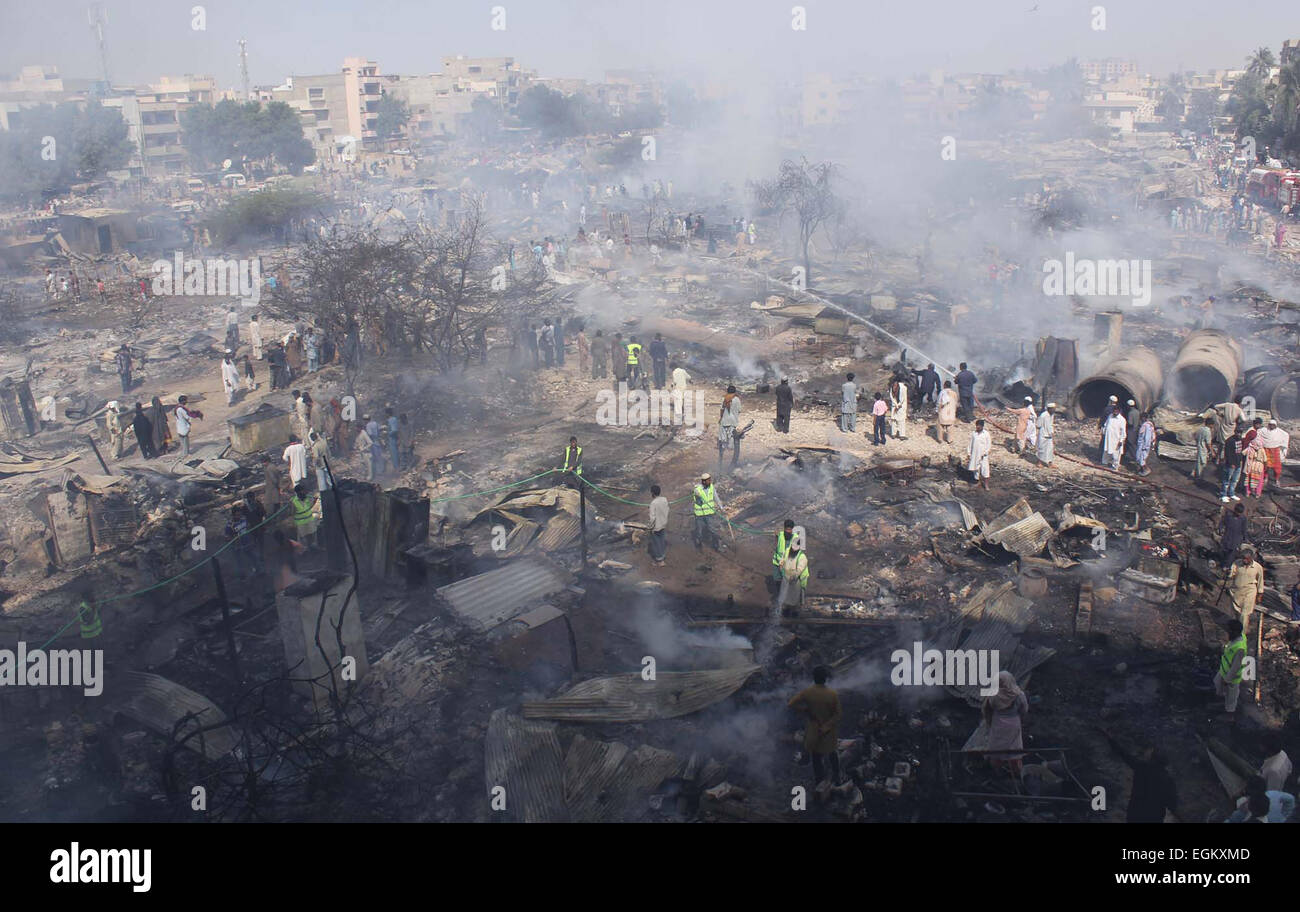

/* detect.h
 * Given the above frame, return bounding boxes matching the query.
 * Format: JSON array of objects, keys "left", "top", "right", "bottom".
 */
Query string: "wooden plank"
[{"left": 1076, "top": 582, "right": 1093, "bottom": 637}]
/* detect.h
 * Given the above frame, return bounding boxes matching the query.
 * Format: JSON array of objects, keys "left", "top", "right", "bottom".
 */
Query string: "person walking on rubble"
[
  {"left": 1193, "top": 415, "right": 1214, "bottom": 482},
  {"left": 982, "top": 671, "right": 1029, "bottom": 776},
  {"left": 1219, "top": 423, "right": 1244, "bottom": 502},
  {"left": 1135, "top": 413, "right": 1156, "bottom": 476},
  {"left": 290, "top": 482, "right": 321, "bottom": 550},
  {"left": 649, "top": 333, "right": 669, "bottom": 390},
  {"left": 174, "top": 396, "right": 201, "bottom": 457},
  {"left": 648, "top": 484, "right": 669, "bottom": 566},
  {"left": 1259, "top": 418, "right": 1289, "bottom": 490},
  {"left": 691, "top": 473, "right": 724, "bottom": 552},
  {"left": 221, "top": 352, "right": 241, "bottom": 406},
  {"left": 1213, "top": 619, "right": 1248, "bottom": 717},
  {"left": 718, "top": 386, "right": 741, "bottom": 470},
  {"left": 672, "top": 363, "right": 692, "bottom": 425},
  {"left": 1225, "top": 545, "right": 1265, "bottom": 636},
  {"left": 1008, "top": 396, "right": 1035, "bottom": 453},
  {"left": 1124, "top": 399, "right": 1140, "bottom": 463},
  {"left": 576, "top": 327, "right": 590, "bottom": 377},
  {"left": 775, "top": 378, "right": 794, "bottom": 433},
  {"left": 114, "top": 345, "right": 132, "bottom": 394},
  {"left": 356, "top": 418, "right": 376, "bottom": 482},
  {"left": 840, "top": 373, "right": 858, "bottom": 433},
  {"left": 955, "top": 362, "right": 977, "bottom": 421},
  {"left": 105, "top": 401, "right": 126, "bottom": 459},
  {"left": 888, "top": 378, "right": 909, "bottom": 439},
  {"left": 249, "top": 313, "right": 263, "bottom": 360},
  {"left": 1103, "top": 404, "right": 1127, "bottom": 471},
  {"left": 935, "top": 381, "right": 957, "bottom": 444},
  {"left": 558, "top": 436, "right": 583, "bottom": 489},
  {"left": 590, "top": 330, "right": 608, "bottom": 379},
  {"left": 967, "top": 419, "right": 991, "bottom": 490},
  {"left": 912, "top": 363, "right": 940, "bottom": 407},
  {"left": 132, "top": 403, "right": 156, "bottom": 459},
  {"left": 788, "top": 666, "right": 842, "bottom": 786},
  {"left": 777, "top": 531, "right": 810, "bottom": 611},
  {"left": 1035, "top": 402, "right": 1056, "bottom": 465}
]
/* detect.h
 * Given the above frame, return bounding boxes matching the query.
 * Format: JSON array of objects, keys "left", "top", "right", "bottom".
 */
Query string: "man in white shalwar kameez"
[
  {"left": 1103, "top": 407, "right": 1127, "bottom": 470},
  {"left": 889, "top": 381, "right": 908, "bottom": 439},
  {"left": 220, "top": 353, "right": 241, "bottom": 406},
  {"left": 967, "top": 419, "right": 991, "bottom": 489},
  {"left": 250, "top": 314, "right": 264, "bottom": 360},
  {"left": 1035, "top": 404, "right": 1055, "bottom": 465}
]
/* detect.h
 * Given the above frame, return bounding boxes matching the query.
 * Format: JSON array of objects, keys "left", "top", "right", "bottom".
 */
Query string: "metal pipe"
[
  {"left": 1241, "top": 366, "right": 1300, "bottom": 420},
  {"left": 1069, "top": 346, "right": 1163, "bottom": 419},
  {"left": 1168, "top": 329, "right": 1243, "bottom": 410}
]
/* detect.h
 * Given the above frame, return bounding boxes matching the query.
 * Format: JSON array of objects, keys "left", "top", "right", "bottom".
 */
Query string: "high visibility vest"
[
  {"left": 626, "top": 343, "right": 641, "bottom": 365},
  {"left": 693, "top": 484, "right": 716, "bottom": 517},
  {"left": 78, "top": 601, "right": 102, "bottom": 639},
  {"left": 1220, "top": 635, "right": 1248, "bottom": 684},
  {"left": 783, "top": 552, "right": 809, "bottom": 588},
  {"left": 562, "top": 445, "right": 583, "bottom": 474},
  {"left": 291, "top": 495, "right": 316, "bottom": 527},
  {"left": 773, "top": 530, "right": 793, "bottom": 568}
]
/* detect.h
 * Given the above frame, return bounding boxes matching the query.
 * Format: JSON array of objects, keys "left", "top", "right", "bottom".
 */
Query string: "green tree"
[{"left": 374, "top": 93, "right": 411, "bottom": 146}]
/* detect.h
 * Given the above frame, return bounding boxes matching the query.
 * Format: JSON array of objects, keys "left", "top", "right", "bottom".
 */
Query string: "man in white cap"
[
  {"left": 691, "top": 472, "right": 724, "bottom": 552},
  {"left": 1036, "top": 402, "right": 1056, "bottom": 465},
  {"left": 1103, "top": 403, "right": 1127, "bottom": 470},
  {"left": 1008, "top": 396, "right": 1035, "bottom": 453},
  {"left": 220, "top": 351, "right": 241, "bottom": 406},
  {"left": 1258, "top": 418, "right": 1289, "bottom": 489},
  {"left": 1098, "top": 395, "right": 1118, "bottom": 462},
  {"left": 105, "top": 401, "right": 126, "bottom": 459}
]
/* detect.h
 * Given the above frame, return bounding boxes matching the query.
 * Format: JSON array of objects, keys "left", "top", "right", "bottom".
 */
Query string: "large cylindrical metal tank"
[
  {"left": 1069, "top": 346, "right": 1164, "bottom": 419},
  {"left": 1241, "top": 366, "right": 1300, "bottom": 421},
  {"left": 1168, "top": 329, "right": 1243, "bottom": 409}
]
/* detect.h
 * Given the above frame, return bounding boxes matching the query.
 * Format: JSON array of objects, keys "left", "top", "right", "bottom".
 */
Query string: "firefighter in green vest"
[
  {"left": 773, "top": 519, "right": 796, "bottom": 582},
  {"left": 559, "top": 436, "right": 583, "bottom": 488},
  {"left": 778, "top": 529, "right": 810, "bottom": 609},
  {"left": 626, "top": 337, "right": 643, "bottom": 387},
  {"left": 290, "top": 482, "right": 320, "bottom": 549},
  {"left": 1213, "top": 619, "right": 1247, "bottom": 715},
  {"left": 691, "top": 472, "right": 721, "bottom": 551}
]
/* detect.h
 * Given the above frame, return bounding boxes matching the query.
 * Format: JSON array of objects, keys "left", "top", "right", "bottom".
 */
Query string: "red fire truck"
[{"left": 1246, "top": 167, "right": 1300, "bottom": 209}]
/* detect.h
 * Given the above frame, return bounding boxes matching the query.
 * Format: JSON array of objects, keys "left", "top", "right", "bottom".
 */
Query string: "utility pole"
[
  {"left": 87, "top": 3, "right": 111, "bottom": 90},
  {"left": 238, "top": 39, "right": 251, "bottom": 101}
]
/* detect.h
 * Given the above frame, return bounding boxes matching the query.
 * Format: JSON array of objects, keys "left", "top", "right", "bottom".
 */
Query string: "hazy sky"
[{"left": 0, "top": 0, "right": 1292, "bottom": 90}]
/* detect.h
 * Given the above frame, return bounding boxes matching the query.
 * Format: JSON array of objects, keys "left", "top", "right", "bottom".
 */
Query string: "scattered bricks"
[
  {"left": 884, "top": 776, "right": 904, "bottom": 797},
  {"left": 846, "top": 522, "right": 864, "bottom": 538}
]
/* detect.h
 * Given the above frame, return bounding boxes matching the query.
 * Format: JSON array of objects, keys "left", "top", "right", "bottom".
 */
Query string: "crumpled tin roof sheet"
[
  {"left": 484, "top": 711, "right": 682, "bottom": 823},
  {"left": 117, "top": 672, "right": 239, "bottom": 760},
  {"left": 436, "top": 558, "right": 573, "bottom": 632}
]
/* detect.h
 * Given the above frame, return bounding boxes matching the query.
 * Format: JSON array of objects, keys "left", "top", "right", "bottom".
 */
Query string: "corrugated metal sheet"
[
  {"left": 937, "top": 583, "right": 1053, "bottom": 706},
  {"left": 533, "top": 513, "right": 581, "bottom": 552},
  {"left": 436, "top": 559, "right": 573, "bottom": 632},
  {"left": 117, "top": 672, "right": 239, "bottom": 760},
  {"left": 984, "top": 512, "right": 1053, "bottom": 557},
  {"left": 981, "top": 498, "right": 1051, "bottom": 557},
  {"left": 485, "top": 715, "right": 682, "bottom": 823},
  {"left": 485, "top": 709, "right": 567, "bottom": 823},
  {"left": 521, "top": 665, "right": 760, "bottom": 722}
]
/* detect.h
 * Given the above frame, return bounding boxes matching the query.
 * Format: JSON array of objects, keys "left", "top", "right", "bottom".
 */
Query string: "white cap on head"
[
  {"left": 701, "top": 472, "right": 711, "bottom": 482},
  {"left": 1108, "top": 395, "right": 1118, "bottom": 402},
  {"left": 1127, "top": 399, "right": 1135, "bottom": 406},
  {"left": 1046, "top": 401, "right": 1057, "bottom": 409},
  {"left": 1269, "top": 418, "right": 1278, "bottom": 426},
  {"left": 1024, "top": 396, "right": 1033, "bottom": 403}
]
